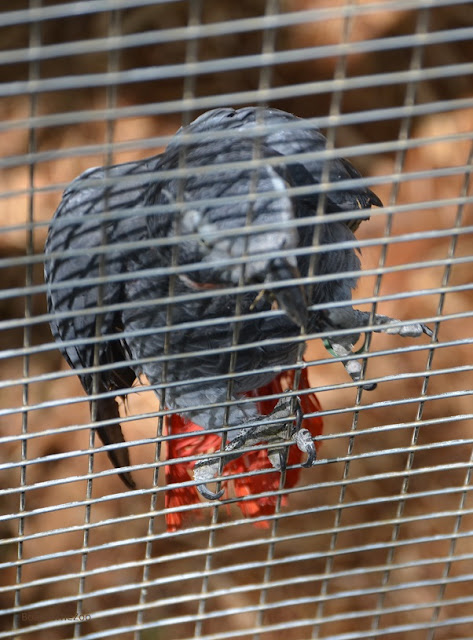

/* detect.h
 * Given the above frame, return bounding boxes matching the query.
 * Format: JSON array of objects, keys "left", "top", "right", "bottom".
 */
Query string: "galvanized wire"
[
  {"left": 1, "top": 0, "right": 473, "bottom": 639},
  {"left": 2, "top": 26, "right": 473, "bottom": 98}
]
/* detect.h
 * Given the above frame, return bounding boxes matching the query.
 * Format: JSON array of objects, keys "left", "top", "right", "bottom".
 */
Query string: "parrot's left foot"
[
  {"left": 193, "top": 395, "right": 316, "bottom": 500},
  {"left": 324, "top": 309, "right": 432, "bottom": 391},
  {"left": 371, "top": 314, "right": 433, "bottom": 338}
]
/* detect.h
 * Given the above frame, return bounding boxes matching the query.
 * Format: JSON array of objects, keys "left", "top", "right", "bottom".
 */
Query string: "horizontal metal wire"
[
  {"left": 6, "top": 544, "right": 473, "bottom": 616},
  {"left": 2, "top": 481, "right": 471, "bottom": 556},
  {"left": 4, "top": 503, "right": 473, "bottom": 600},
  {"left": 3, "top": 340, "right": 471, "bottom": 430},
  {"left": 93, "top": 592, "right": 473, "bottom": 630},
  {"left": 3, "top": 229, "right": 472, "bottom": 326},
  {"left": 2, "top": 4, "right": 473, "bottom": 638},
  {"left": 2, "top": 437, "right": 473, "bottom": 524},
  {"left": 1, "top": 0, "right": 180, "bottom": 27},
  {"left": 2, "top": 540, "right": 473, "bottom": 623},
  {"left": 3, "top": 449, "right": 473, "bottom": 535},
  {"left": 0, "top": 0, "right": 466, "bottom": 30},
  {"left": 7, "top": 608, "right": 473, "bottom": 640},
  {"left": 3, "top": 184, "right": 472, "bottom": 258},
  {"left": 1, "top": 91, "right": 472, "bottom": 143},
  {"left": 7, "top": 576, "right": 473, "bottom": 640},
  {"left": 3, "top": 26, "right": 473, "bottom": 100},
  {"left": 8, "top": 470, "right": 473, "bottom": 554},
  {"left": 4, "top": 224, "right": 472, "bottom": 314},
  {"left": 3, "top": 418, "right": 471, "bottom": 501},
  {"left": 1, "top": 281, "right": 471, "bottom": 377},
  {"left": 5, "top": 543, "right": 473, "bottom": 635},
  {"left": 3, "top": 351, "right": 471, "bottom": 449},
  {"left": 1, "top": 430, "right": 472, "bottom": 518},
  {"left": 9, "top": 612, "right": 473, "bottom": 640},
  {"left": 3, "top": 138, "right": 471, "bottom": 219},
  {"left": 1, "top": 328, "right": 469, "bottom": 401},
  {"left": 1, "top": 393, "right": 470, "bottom": 485},
  {"left": 156, "top": 615, "right": 473, "bottom": 640},
  {"left": 3, "top": 0, "right": 460, "bottom": 66},
  {"left": 1, "top": 330, "right": 455, "bottom": 420},
  {"left": 5, "top": 586, "right": 473, "bottom": 639},
  {"left": 4, "top": 89, "right": 473, "bottom": 171}
]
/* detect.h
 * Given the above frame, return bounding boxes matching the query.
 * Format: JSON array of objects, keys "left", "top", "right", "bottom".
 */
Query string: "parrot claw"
[
  {"left": 324, "top": 312, "right": 433, "bottom": 391},
  {"left": 268, "top": 447, "right": 287, "bottom": 471},
  {"left": 292, "top": 399, "right": 316, "bottom": 467},
  {"left": 296, "top": 428, "right": 317, "bottom": 468},
  {"left": 324, "top": 339, "right": 377, "bottom": 391},
  {"left": 193, "top": 394, "right": 316, "bottom": 499},
  {"left": 197, "top": 483, "right": 225, "bottom": 501},
  {"left": 194, "top": 458, "right": 225, "bottom": 500},
  {"left": 373, "top": 314, "right": 433, "bottom": 339}
]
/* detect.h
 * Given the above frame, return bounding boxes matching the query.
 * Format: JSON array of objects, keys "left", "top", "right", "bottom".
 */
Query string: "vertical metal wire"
[
  {"left": 369, "top": 8, "right": 432, "bottom": 635},
  {"left": 194, "top": 163, "right": 258, "bottom": 638},
  {"left": 73, "top": 8, "right": 122, "bottom": 637},
  {"left": 4, "top": 4, "right": 473, "bottom": 639},
  {"left": 124, "top": 5, "right": 172, "bottom": 634},
  {"left": 193, "top": 3, "right": 282, "bottom": 633},
  {"left": 250, "top": 3, "right": 299, "bottom": 639},
  {"left": 309, "top": 4, "right": 356, "bottom": 637},
  {"left": 169, "top": 3, "right": 223, "bottom": 638},
  {"left": 12, "top": 0, "right": 41, "bottom": 633},
  {"left": 425, "top": 139, "right": 473, "bottom": 640},
  {"left": 135, "top": 2, "right": 208, "bottom": 637}
]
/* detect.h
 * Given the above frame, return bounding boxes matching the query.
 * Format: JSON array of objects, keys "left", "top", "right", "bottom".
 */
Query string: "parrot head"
[
  {"left": 173, "top": 171, "right": 308, "bottom": 328},
  {"left": 149, "top": 135, "right": 313, "bottom": 328}
]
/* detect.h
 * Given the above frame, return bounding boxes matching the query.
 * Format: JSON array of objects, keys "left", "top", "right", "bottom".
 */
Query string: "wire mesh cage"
[{"left": 1, "top": 1, "right": 473, "bottom": 638}]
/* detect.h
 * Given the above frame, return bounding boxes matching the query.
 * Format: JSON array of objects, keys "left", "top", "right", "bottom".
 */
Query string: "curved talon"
[
  {"left": 295, "top": 428, "right": 317, "bottom": 468},
  {"left": 278, "top": 450, "right": 287, "bottom": 471},
  {"left": 191, "top": 393, "right": 317, "bottom": 497},
  {"left": 194, "top": 459, "right": 225, "bottom": 500},
  {"left": 268, "top": 447, "right": 287, "bottom": 471},
  {"left": 292, "top": 398, "right": 317, "bottom": 468},
  {"left": 301, "top": 441, "right": 316, "bottom": 468},
  {"left": 197, "top": 483, "right": 225, "bottom": 501},
  {"left": 294, "top": 397, "right": 303, "bottom": 430}
]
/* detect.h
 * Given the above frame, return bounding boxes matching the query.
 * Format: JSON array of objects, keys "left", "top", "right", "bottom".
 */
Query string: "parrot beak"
[{"left": 265, "top": 258, "right": 308, "bottom": 329}]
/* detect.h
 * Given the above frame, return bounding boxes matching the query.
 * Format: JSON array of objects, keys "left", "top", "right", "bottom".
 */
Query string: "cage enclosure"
[{"left": 1, "top": 1, "right": 473, "bottom": 639}]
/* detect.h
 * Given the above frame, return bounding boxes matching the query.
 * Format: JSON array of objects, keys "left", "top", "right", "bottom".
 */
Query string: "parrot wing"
[{"left": 45, "top": 155, "right": 162, "bottom": 487}]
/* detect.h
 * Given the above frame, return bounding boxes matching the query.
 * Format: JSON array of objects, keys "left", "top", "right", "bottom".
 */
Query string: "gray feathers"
[{"left": 44, "top": 106, "right": 384, "bottom": 489}]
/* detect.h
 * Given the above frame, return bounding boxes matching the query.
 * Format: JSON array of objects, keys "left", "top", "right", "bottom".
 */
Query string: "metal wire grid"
[{"left": 1, "top": 0, "right": 473, "bottom": 638}]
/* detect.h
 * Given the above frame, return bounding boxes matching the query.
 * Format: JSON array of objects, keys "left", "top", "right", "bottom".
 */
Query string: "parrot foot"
[
  {"left": 372, "top": 314, "right": 433, "bottom": 338},
  {"left": 193, "top": 395, "right": 316, "bottom": 500},
  {"left": 324, "top": 339, "right": 377, "bottom": 391},
  {"left": 193, "top": 459, "right": 225, "bottom": 501},
  {"left": 324, "top": 312, "right": 432, "bottom": 391}
]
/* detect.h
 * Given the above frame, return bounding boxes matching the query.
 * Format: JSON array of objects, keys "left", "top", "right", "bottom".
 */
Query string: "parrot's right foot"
[{"left": 193, "top": 395, "right": 317, "bottom": 500}]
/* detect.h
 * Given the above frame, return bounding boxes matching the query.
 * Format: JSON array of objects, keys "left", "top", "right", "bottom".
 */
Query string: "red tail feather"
[{"left": 164, "top": 368, "right": 323, "bottom": 532}]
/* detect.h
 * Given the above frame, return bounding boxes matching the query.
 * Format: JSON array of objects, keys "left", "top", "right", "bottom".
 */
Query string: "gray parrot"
[{"left": 44, "top": 106, "right": 431, "bottom": 498}]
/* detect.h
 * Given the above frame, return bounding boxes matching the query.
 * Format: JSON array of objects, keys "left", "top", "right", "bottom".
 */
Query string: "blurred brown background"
[{"left": 1, "top": 1, "right": 473, "bottom": 638}]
